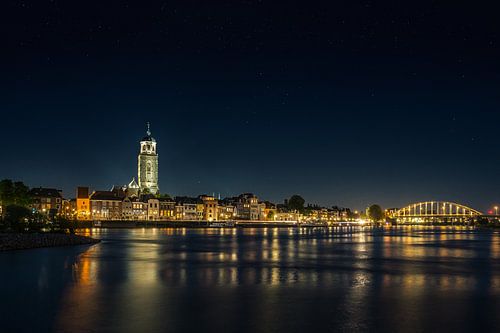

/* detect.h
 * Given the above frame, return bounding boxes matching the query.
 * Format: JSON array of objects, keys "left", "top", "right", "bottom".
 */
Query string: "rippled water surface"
[{"left": 2, "top": 227, "right": 500, "bottom": 332}]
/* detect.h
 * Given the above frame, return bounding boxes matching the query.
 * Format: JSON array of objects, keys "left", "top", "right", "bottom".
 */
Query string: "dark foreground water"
[{"left": 1, "top": 227, "right": 500, "bottom": 332}]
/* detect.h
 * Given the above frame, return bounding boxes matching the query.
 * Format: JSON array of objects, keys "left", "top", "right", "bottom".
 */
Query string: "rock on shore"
[{"left": 0, "top": 233, "right": 100, "bottom": 251}]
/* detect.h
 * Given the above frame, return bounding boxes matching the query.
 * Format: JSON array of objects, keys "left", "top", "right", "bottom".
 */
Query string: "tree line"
[
  {"left": 284, "top": 194, "right": 386, "bottom": 222},
  {"left": 0, "top": 179, "right": 75, "bottom": 233}
]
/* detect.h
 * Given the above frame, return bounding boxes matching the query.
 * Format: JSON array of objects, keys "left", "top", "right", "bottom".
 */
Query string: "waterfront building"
[
  {"left": 29, "top": 187, "right": 63, "bottom": 217},
  {"left": 200, "top": 195, "right": 218, "bottom": 221},
  {"left": 90, "top": 190, "right": 125, "bottom": 220},
  {"left": 218, "top": 204, "right": 237, "bottom": 220},
  {"left": 138, "top": 123, "right": 159, "bottom": 195},
  {"left": 174, "top": 197, "right": 203, "bottom": 220},
  {"left": 147, "top": 198, "right": 160, "bottom": 220},
  {"left": 121, "top": 197, "right": 134, "bottom": 220},
  {"left": 76, "top": 187, "right": 91, "bottom": 220},
  {"left": 305, "top": 207, "right": 342, "bottom": 223},
  {"left": 159, "top": 198, "right": 176, "bottom": 220},
  {"left": 263, "top": 201, "right": 277, "bottom": 221},
  {"left": 340, "top": 208, "right": 352, "bottom": 221},
  {"left": 145, "top": 197, "right": 175, "bottom": 220},
  {"left": 174, "top": 205, "right": 185, "bottom": 220},
  {"left": 131, "top": 197, "right": 148, "bottom": 220},
  {"left": 235, "top": 193, "right": 266, "bottom": 220},
  {"left": 275, "top": 212, "right": 300, "bottom": 222}
]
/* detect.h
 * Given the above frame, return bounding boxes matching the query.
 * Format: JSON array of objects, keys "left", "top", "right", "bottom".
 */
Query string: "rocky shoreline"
[{"left": 0, "top": 233, "right": 100, "bottom": 251}]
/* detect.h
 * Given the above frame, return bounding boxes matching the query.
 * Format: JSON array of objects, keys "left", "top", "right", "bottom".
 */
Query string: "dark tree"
[
  {"left": 0, "top": 179, "right": 31, "bottom": 209},
  {"left": 0, "top": 179, "right": 14, "bottom": 204},
  {"left": 287, "top": 195, "right": 305, "bottom": 212},
  {"left": 367, "top": 204, "right": 384, "bottom": 222},
  {"left": 4, "top": 205, "right": 31, "bottom": 232}
]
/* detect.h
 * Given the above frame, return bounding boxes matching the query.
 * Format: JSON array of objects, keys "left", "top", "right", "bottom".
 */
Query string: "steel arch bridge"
[{"left": 391, "top": 201, "right": 482, "bottom": 223}]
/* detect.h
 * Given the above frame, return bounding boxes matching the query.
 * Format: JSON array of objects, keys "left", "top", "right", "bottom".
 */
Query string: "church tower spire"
[{"left": 137, "top": 122, "right": 159, "bottom": 195}]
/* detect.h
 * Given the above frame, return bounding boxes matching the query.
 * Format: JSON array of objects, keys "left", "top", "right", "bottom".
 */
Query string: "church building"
[{"left": 137, "top": 123, "right": 159, "bottom": 195}]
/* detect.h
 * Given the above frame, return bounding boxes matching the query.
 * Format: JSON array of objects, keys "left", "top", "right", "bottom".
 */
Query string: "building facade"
[
  {"left": 147, "top": 198, "right": 160, "bottom": 220},
  {"left": 29, "top": 187, "right": 63, "bottom": 217},
  {"left": 200, "top": 195, "right": 218, "bottom": 221},
  {"left": 138, "top": 123, "right": 159, "bottom": 195},
  {"left": 175, "top": 197, "right": 203, "bottom": 220},
  {"left": 275, "top": 212, "right": 301, "bottom": 222},
  {"left": 263, "top": 201, "right": 277, "bottom": 221},
  {"left": 235, "top": 193, "right": 266, "bottom": 220},
  {"left": 159, "top": 198, "right": 176, "bottom": 220},
  {"left": 76, "top": 187, "right": 91, "bottom": 220},
  {"left": 90, "top": 191, "right": 125, "bottom": 220},
  {"left": 130, "top": 198, "right": 148, "bottom": 220},
  {"left": 218, "top": 204, "right": 236, "bottom": 220}
]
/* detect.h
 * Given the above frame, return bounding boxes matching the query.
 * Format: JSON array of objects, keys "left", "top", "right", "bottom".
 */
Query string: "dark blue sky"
[{"left": 4, "top": 1, "right": 500, "bottom": 211}]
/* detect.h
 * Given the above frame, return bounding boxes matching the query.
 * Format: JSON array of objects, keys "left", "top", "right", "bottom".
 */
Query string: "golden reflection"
[
  {"left": 52, "top": 225, "right": 500, "bottom": 332},
  {"left": 490, "top": 233, "right": 500, "bottom": 258},
  {"left": 271, "top": 238, "right": 279, "bottom": 262},
  {"left": 70, "top": 226, "right": 499, "bottom": 291},
  {"left": 74, "top": 251, "right": 97, "bottom": 286}
]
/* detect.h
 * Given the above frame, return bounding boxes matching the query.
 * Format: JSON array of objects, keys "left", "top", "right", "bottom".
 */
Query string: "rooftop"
[
  {"left": 29, "top": 187, "right": 62, "bottom": 198},
  {"left": 90, "top": 191, "right": 126, "bottom": 201}
]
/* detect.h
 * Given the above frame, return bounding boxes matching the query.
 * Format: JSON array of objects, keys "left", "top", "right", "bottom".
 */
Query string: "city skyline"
[
  {"left": 5, "top": 1, "right": 499, "bottom": 211},
  {"left": 3, "top": 3, "right": 500, "bottom": 332},
  {"left": 2, "top": 122, "right": 497, "bottom": 213}
]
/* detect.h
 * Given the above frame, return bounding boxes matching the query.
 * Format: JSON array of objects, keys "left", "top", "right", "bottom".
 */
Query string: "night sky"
[{"left": 4, "top": 1, "right": 500, "bottom": 211}]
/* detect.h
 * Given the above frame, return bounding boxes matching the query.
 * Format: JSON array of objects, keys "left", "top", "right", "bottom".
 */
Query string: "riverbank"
[
  {"left": 0, "top": 233, "right": 100, "bottom": 251},
  {"left": 89, "top": 220, "right": 479, "bottom": 229},
  {"left": 90, "top": 220, "right": 301, "bottom": 228}
]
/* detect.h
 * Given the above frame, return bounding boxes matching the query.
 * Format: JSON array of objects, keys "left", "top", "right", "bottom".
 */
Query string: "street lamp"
[{"left": 495, "top": 206, "right": 498, "bottom": 216}]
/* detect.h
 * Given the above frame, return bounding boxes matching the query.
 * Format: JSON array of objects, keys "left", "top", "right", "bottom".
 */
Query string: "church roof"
[
  {"left": 141, "top": 122, "right": 156, "bottom": 142},
  {"left": 141, "top": 135, "right": 156, "bottom": 142},
  {"left": 110, "top": 185, "right": 126, "bottom": 192},
  {"left": 128, "top": 177, "right": 139, "bottom": 189}
]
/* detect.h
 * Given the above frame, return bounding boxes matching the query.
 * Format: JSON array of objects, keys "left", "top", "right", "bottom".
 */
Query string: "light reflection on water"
[{"left": 1, "top": 227, "right": 500, "bottom": 332}]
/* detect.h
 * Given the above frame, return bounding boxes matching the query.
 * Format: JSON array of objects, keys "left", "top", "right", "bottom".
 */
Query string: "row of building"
[
  {"left": 28, "top": 186, "right": 349, "bottom": 223},
  {"left": 23, "top": 125, "right": 351, "bottom": 223}
]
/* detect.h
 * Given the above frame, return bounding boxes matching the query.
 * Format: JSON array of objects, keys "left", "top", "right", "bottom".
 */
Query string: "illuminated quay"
[
  {"left": 3, "top": 124, "right": 495, "bottom": 226},
  {"left": 1, "top": 124, "right": 498, "bottom": 227}
]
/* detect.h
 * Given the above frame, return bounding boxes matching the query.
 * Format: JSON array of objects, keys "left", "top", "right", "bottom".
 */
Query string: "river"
[{"left": 1, "top": 227, "right": 499, "bottom": 332}]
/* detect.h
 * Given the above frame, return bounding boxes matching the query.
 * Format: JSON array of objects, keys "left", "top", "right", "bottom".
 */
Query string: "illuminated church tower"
[{"left": 138, "top": 123, "right": 159, "bottom": 195}]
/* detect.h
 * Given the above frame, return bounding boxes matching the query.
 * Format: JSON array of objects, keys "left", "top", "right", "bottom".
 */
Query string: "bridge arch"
[{"left": 391, "top": 201, "right": 482, "bottom": 223}]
